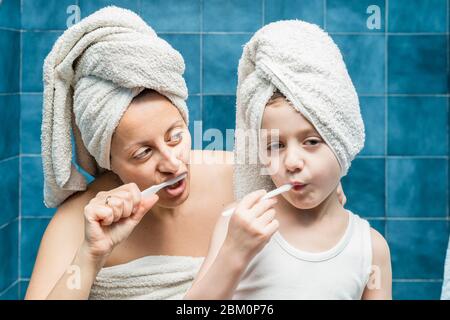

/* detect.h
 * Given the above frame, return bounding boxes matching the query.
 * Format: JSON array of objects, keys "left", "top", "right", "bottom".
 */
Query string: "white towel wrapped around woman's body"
[{"left": 89, "top": 255, "right": 204, "bottom": 300}]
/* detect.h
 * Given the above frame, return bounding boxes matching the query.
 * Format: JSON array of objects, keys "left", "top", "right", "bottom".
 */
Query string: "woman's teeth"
[{"left": 167, "top": 180, "right": 182, "bottom": 189}]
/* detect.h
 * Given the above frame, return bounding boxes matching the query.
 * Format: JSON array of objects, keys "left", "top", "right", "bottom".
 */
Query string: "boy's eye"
[
  {"left": 134, "top": 147, "right": 152, "bottom": 159},
  {"left": 267, "top": 142, "right": 283, "bottom": 150},
  {"left": 304, "top": 138, "right": 321, "bottom": 146}
]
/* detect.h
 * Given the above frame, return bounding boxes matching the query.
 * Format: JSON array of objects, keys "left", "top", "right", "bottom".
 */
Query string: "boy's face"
[{"left": 260, "top": 98, "right": 341, "bottom": 209}]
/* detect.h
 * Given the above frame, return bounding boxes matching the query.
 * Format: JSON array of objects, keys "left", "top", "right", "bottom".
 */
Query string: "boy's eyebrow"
[
  {"left": 124, "top": 119, "right": 184, "bottom": 151},
  {"left": 264, "top": 127, "right": 319, "bottom": 139}
]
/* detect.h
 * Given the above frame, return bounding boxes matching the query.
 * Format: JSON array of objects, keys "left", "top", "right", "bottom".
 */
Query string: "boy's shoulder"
[{"left": 370, "top": 227, "right": 391, "bottom": 264}]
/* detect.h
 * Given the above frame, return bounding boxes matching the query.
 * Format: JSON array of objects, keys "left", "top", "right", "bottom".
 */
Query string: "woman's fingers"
[
  {"left": 87, "top": 204, "right": 114, "bottom": 226},
  {"left": 130, "top": 194, "right": 159, "bottom": 224}
]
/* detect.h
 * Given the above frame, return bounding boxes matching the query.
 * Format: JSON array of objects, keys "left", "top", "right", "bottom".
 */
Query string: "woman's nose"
[{"left": 158, "top": 146, "right": 181, "bottom": 173}]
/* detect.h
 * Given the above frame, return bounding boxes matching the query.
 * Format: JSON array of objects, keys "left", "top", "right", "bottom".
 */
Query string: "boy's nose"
[{"left": 284, "top": 148, "right": 304, "bottom": 173}]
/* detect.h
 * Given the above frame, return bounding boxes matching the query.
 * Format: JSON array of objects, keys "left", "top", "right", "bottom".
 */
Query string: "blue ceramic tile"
[
  {"left": 359, "top": 97, "right": 385, "bottom": 156},
  {"left": 389, "top": 0, "right": 447, "bottom": 33},
  {"left": 387, "top": 158, "right": 447, "bottom": 217},
  {"left": 0, "top": 30, "right": 20, "bottom": 93},
  {"left": 159, "top": 34, "right": 200, "bottom": 94},
  {"left": 203, "top": 0, "right": 262, "bottom": 32},
  {"left": 0, "top": 220, "right": 18, "bottom": 293},
  {"left": 22, "top": 0, "right": 75, "bottom": 30},
  {"left": 0, "top": 94, "right": 20, "bottom": 160},
  {"left": 79, "top": 0, "right": 139, "bottom": 18},
  {"left": 387, "top": 220, "right": 449, "bottom": 279},
  {"left": 393, "top": 281, "right": 443, "bottom": 300},
  {"left": 20, "top": 218, "right": 50, "bottom": 278},
  {"left": 21, "top": 94, "right": 43, "bottom": 154},
  {"left": 327, "top": 0, "right": 385, "bottom": 32},
  {"left": 203, "top": 34, "right": 251, "bottom": 94},
  {"left": 0, "top": 0, "right": 21, "bottom": 29},
  {"left": 388, "top": 96, "right": 448, "bottom": 156},
  {"left": 0, "top": 158, "right": 19, "bottom": 227},
  {"left": 187, "top": 95, "right": 202, "bottom": 149},
  {"left": 141, "top": 0, "right": 200, "bottom": 32},
  {"left": 0, "top": 282, "right": 18, "bottom": 300},
  {"left": 264, "top": 0, "right": 323, "bottom": 27},
  {"left": 202, "top": 95, "right": 236, "bottom": 151},
  {"left": 367, "top": 219, "right": 385, "bottom": 237},
  {"left": 388, "top": 35, "right": 447, "bottom": 94},
  {"left": 22, "top": 31, "right": 62, "bottom": 92},
  {"left": 21, "top": 156, "right": 57, "bottom": 217},
  {"left": 341, "top": 158, "right": 385, "bottom": 218},
  {"left": 19, "top": 280, "right": 29, "bottom": 300},
  {"left": 332, "top": 35, "right": 385, "bottom": 95}
]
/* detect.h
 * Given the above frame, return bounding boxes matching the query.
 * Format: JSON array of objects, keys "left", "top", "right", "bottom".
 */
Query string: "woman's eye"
[
  {"left": 134, "top": 148, "right": 152, "bottom": 159},
  {"left": 170, "top": 131, "right": 183, "bottom": 142}
]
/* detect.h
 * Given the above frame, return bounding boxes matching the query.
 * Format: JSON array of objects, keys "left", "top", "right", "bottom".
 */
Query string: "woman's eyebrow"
[
  {"left": 124, "top": 119, "right": 185, "bottom": 152},
  {"left": 166, "top": 119, "right": 184, "bottom": 132}
]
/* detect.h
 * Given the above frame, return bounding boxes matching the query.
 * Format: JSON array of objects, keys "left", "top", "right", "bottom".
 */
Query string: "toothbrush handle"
[{"left": 222, "top": 207, "right": 235, "bottom": 217}]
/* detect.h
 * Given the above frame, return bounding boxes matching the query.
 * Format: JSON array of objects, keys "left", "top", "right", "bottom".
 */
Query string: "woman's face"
[
  {"left": 260, "top": 98, "right": 341, "bottom": 209},
  {"left": 110, "top": 91, "right": 191, "bottom": 208}
]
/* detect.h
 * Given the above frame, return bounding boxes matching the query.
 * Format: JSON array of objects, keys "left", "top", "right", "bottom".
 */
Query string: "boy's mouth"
[{"left": 290, "top": 181, "right": 307, "bottom": 191}]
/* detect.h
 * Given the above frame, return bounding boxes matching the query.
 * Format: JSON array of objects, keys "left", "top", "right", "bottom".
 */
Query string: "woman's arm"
[
  {"left": 26, "top": 183, "right": 158, "bottom": 300},
  {"left": 362, "top": 228, "right": 392, "bottom": 300}
]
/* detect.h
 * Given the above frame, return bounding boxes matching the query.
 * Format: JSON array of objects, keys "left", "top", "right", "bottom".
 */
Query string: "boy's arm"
[
  {"left": 362, "top": 228, "right": 392, "bottom": 300},
  {"left": 184, "top": 203, "right": 248, "bottom": 300}
]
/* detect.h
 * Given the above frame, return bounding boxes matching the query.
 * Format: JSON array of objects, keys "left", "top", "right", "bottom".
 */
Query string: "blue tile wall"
[
  {"left": 0, "top": 30, "right": 20, "bottom": 93},
  {"left": 0, "top": 220, "right": 18, "bottom": 300},
  {"left": 0, "top": 0, "right": 20, "bottom": 300},
  {"left": 264, "top": 0, "right": 323, "bottom": 27},
  {"left": 0, "top": 0, "right": 448, "bottom": 300}
]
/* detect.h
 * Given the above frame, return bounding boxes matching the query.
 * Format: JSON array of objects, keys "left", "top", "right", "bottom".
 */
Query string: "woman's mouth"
[{"left": 163, "top": 176, "right": 187, "bottom": 197}]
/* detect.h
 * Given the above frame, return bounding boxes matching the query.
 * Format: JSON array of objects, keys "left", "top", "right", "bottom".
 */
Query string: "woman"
[{"left": 25, "top": 7, "right": 345, "bottom": 300}]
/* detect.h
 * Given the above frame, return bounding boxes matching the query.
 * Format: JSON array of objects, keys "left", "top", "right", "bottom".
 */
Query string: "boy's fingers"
[{"left": 236, "top": 190, "right": 267, "bottom": 212}]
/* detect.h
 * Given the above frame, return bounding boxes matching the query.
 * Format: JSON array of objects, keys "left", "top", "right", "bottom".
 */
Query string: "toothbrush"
[
  {"left": 221, "top": 183, "right": 293, "bottom": 217},
  {"left": 141, "top": 173, "right": 187, "bottom": 198}
]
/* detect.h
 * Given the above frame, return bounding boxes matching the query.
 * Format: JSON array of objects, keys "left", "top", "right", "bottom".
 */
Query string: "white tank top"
[{"left": 233, "top": 210, "right": 373, "bottom": 300}]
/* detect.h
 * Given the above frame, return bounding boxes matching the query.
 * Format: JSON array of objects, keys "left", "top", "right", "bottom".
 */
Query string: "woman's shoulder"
[{"left": 56, "top": 170, "right": 120, "bottom": 216}]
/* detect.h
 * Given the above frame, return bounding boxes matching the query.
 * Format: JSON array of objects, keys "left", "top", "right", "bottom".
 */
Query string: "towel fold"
[
  {"left": 41, "top": 6, "right": 189, "bottom": 208},
  {"left": 89, "top": 255, "right": 204, "bottom": 300},
  {"left": 234, "top": 20, "right": 365, "bottom": 200}
]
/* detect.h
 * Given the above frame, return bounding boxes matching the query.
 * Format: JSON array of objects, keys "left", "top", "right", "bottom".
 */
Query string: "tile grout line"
[
  {"left": 323, "top": 0, "right": 327, "bottom": 30},
  {"left": 0, "top": 279, "right": 19, "bottom": 297},
  {"left": 0, "top": 217, "right": 19, "bottom": 231},
  {"left": 200, "top": 0, "right": 203, "bottom": 142},
  {"left": 18, "top": 0, "right": 23, "bottom": 300},
  {"left": 261, "top": 0, "right": 265, "bottom": 26},
  {"left": 384, "top": 0, "right": 389, "bottom": 242}
]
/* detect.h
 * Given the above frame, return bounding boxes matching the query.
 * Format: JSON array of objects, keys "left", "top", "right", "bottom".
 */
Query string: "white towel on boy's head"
[
  {"left": 41, "top": 6, "right": 189, "bottom": 208},
  {"left": 234, "top": 20, "right": 365, "bottom": 200}
]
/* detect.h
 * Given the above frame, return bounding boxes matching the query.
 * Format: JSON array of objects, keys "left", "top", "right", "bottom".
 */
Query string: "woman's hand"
[
  {"left": 82, "top": 183, "right": 159, "bottom": 263},
  {"left": 223, "top": 190, "right": 279, "bottom": 265}
]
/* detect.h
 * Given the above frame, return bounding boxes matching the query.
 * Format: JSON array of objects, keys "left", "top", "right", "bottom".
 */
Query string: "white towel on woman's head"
[
  {"left": 41, "top": 6, "right": 189, "bottom": 208},
  {"left": 234, "top": 20, "right": 365, "bottom": 200}
]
